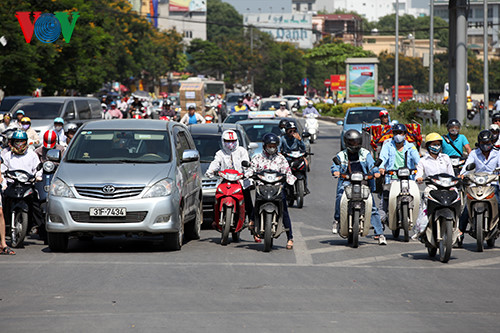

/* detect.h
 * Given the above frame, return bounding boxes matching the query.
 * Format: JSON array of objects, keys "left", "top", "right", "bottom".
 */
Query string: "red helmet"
[
  {"left": 379, "top": 110, "right": 389, "bottom": 117},
  {"left": 43, "top": 130, "right": 58, "bottom": 148}
]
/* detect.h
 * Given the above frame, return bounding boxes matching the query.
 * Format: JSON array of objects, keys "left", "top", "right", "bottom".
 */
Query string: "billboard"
[
  {"left": 348, "top": 64, "right": 375, "bottom": 98},
  {"left": 244, "top": 13, "right": 313, "bottom": 49},
  {"left": 330, "top": 74, "right": 346, "bottom": 91},
  {"left": 169, "top": 0, "right": 207, "bottom": 12}
]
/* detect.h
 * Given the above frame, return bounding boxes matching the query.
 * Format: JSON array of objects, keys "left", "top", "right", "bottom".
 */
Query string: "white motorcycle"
[{"left": 305, "top": 113, "right": 319, "bottom": 143}]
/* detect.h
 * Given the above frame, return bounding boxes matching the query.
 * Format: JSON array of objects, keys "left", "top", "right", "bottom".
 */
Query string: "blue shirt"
[
  {"left": 188, "top": 114, "right": 198, "bottom": 124},
  {"left": 379, "top": 139, "right": 420, "bottom": 183},
  {"left": 461, "top": 148, "right": 500, "bottom": 175},
  {"left": 442, "top": 134, "right": 469, "bottom": 157},
  {"left": 280, "top": 136, "right": 306, "bottom": 153}
]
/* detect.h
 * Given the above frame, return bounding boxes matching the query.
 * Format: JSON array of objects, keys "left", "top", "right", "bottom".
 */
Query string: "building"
[
  {"left": 361, "top": 35, "right": 446, "bottom": 59},
  {"left": 156, "top": 0, "right": 207, "bottom": 43},
  {"left": 222, "top": 0, "right": 292, "bottom": 14},
  {"left": 292, "top": 0, "right": 316, "bottom": 13},
  {"left": 312, "top": 14, "right": 363, "bottom": 46}
]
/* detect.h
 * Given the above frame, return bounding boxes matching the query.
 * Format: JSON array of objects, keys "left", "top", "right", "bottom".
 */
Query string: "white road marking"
[
  {"left": 292, "top": 222, "right": 313, "bottom": 265},
  {"left": 446, "top": 255, "right": 500, "bottom": 268}
]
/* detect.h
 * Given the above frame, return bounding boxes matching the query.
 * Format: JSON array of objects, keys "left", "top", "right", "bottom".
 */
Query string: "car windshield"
[
  {"left": 11, "top": 102, "right": 63, "bottom": 119},
  {"left": 345, "top": 109, "right": 382, "bottom": 124},
  {"left": 260, "top": 101, "right": 282, "bottom": 110},
  {"left": 227, "top": 94, "right": 243, "bottom": 103},
  {"left": 0, "top": 98, "right": 25, "bottom": 112},
  {"left": 224, "top": 113, "right": 248, "bottom": 124},
  {"left": 191, "top": 133, "right": 243, "bottom": 162},
  {"left": 66, "top": 130, "right": 172, "bottom": 163},
  {"left": 240, "top": 123, "right": 281, "bottom": 142}
]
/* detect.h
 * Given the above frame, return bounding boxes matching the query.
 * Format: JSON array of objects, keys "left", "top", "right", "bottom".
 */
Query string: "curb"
[{"left": 318, "top": 115, "right": 344, "bottom": 123}]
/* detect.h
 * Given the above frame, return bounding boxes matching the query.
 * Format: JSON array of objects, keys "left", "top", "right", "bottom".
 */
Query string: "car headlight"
[
  {"left": 49, "top": 178, "right": 75, "bottom": 198},
  {"left": 143, "top": 179, "right": 173, "bottom": 198},
  {"left": 43, "top": 161, "right": 56, "bottom": 173}
]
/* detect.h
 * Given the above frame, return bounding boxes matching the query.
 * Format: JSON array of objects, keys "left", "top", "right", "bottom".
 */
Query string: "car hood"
[{"left": 55, "top": 163, "right": 174, "bottom": 186}]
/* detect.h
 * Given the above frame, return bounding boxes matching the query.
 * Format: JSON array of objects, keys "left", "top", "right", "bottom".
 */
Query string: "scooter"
[
  {"left": 214, "top": 168, "right": 247, "bottom": 245},
  {"left": 332, "top": 157, "right": 382, "bottom": 248},
  {"left": 285, "top": 150, "right": 311, "bottom": 208},
  {"left": 205, "top": 115, "right": 214, "bottom": 124},
  {"left": 305, "top": 113, "right": 319, "bottom": 143},
  {"left": 159, "top": 116, "right": 172, "bottom": 121},
  {"left": 462, "top": 163, "right": 500, "bottom": 251},
  {"left": 3, "top": 169, "right": 38, "bottom": 248},
  {"left": 421, "top": 173, "right": 462, "bottom": 263},
  {"left": 386, "top": 167, "right": 420, "bottom": 242},
  {"left": 252, "top": 170, "right": 287, "bottom": 252}
]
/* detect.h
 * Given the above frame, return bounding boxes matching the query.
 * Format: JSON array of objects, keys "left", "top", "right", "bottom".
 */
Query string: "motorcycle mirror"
[
  {"left": 241, "top": 160, "right": 251, "bottom": 168},
  {"left": 332, "top": 156, "right": 341, "bottom": 165},
  {"left": 466, "top": 163, "right": 476, "bottom": 171},
  {"left": 36, "top": 162, "right": 43, "bottom": 171},
  {"left": 303, "top": 132, "right": 311, "bottom": 138},
  {"left": 374, "top": 158, "right": 383, "bottom": 167}
]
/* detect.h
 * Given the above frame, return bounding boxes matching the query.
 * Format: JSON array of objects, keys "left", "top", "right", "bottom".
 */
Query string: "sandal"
[
  {"left": 254, "top": 235, "right": 261, "bottom": 243},
  {"left": 286, "top": 240, "right": 293, "bottom": 250},
  {"left": 0, "top": 246, "right": 16, "bottom": 255}
]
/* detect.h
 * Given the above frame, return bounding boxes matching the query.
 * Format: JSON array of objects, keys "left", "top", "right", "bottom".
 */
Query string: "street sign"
[
  {"left": 324, "top": 79, "right": 331, "bottom": 87},
  {"left": 302, "top": 78, "right": 309, "bottom": 86}
]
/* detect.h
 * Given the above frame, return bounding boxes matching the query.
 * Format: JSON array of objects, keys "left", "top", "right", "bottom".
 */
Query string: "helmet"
[
  {"left": 21, "top": 116, "right": 31, "bottom": 123},
  {"left": 392, "top": 123, "right": 406, "bottom": 133},
  {"left": 165, "top": 99, "right": 172, "bottom": 106},
  {"left": 285, "top": 122, "right": 297, "bottom": 131},
  {"left": 209, "top": 95, "right": 215, "bottom": 100},
  {"left": 222, "top": 130, "right": 237, "bottom": 142},
  {"left": 43, "top": 130, "right": 58, "bottom": 149},
  {"left": 280, "top": 101, "right": 287, "bottom": 107},
  {"left": 15, "top": 110, "right": 25, "bottom": 116},
  {"left": 490, "top": 124, "right": 500, "bottom": 131},
  {"left": 221, "top": 130, "right": 239, "bottom": 153},
  {"left": 279, "top": 119, "right": 289, "bottom": 128},
  {"left": 237, "top": 98, "right": 243, "bottom": 103},
  {"left": 425, "top": 132, "right": 443, "bottom": 145},
  {"left": 101, "top": 103, "right": 107, "bottom": 110},
  {"left": 3, "top": 113, "right": 11, "bottom": 120},
  {"left": 188, "top": 104, "right": 196, "bottom": 110},
  {"left": 307, "top": 101, "right": 313, "bottom": 106},
  {"left": 379, "top": 110, "right": 389, "bottom": 117},
  {"left": 54, "top": 117, "right": 64, "bottom": 124},
  {"left": 343, "top": 129, "right": 362, "bottom": 154},
  {"left": 492, "top": 113, "right": 500, "bottom": 122},
  {"left": 446, "top": 118, "right": 461, "bottom": 129},
  {"left": 110, "top": 101, "right": 117, "bottom": 106},
  {"left": 478, "top": 130, "right": 493, "bottom": 144},
  {"left": 65, "top": 122, "right": 78, "bottom": 134},
  {"left": 263, "top": 133, "right": 280, "bottom": 146},
  {"left": 10, "top": 130, "right": 28, "bottom": 155},
  {"left": 12, "top": 130, "right": 28, "bottom": 141}
]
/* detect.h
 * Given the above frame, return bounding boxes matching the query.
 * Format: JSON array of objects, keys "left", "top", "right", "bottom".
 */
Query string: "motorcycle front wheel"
[
  {"left": 263, "top": 212, "right": 273, "bottom": 252},
  {"left": 351, "top": 210, "right": 360, "bottom": 248},
  {"left": 221, "top": 206, "right": 232, "bottom": 246},
  {"left": 296, "top": 180, "right": 304, "bottom": 208},
  {"left": 439, "top": 219, "right": 453, "bottom": 263},
  {"left": 10, "top": 211, "right": 28, "bottom": 248},
  {"left": 401, "top": 204, "right": 410, "bottom": 242},
  {"left": 475, "top": 211, "right": 484, "bottom": 252}
]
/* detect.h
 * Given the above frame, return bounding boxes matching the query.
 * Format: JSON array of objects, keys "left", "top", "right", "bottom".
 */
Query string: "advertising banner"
[
  {"left": 169, "top": 0, "right": 207, "bottom": 12},
  {"left": 348, "top": 64, "right": 375, "bottom": 97},
  {"left": 330, "top": 74, "right": 346, "bottom": 91}
]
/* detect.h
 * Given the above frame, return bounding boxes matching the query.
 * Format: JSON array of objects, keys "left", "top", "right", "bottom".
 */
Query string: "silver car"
[{"left": 46, "top": 120, "right": 203, "bottom": 252}]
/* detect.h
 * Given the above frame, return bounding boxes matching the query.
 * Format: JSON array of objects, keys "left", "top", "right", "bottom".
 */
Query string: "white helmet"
[
  {"left": 490, "top": 124, "right": 500, "bottom": 131},
  {"left": 221, "top": 130, "right": 239, "bottom": 153},
  {"left": 307, "top": 100, "right": 313, "bottom": 107}
]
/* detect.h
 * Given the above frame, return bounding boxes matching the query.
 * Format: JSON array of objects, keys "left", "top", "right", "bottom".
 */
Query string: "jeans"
[
  {"left": 334, "top": 183, "right": 384, "bottom": 235},
  {"left": 459, "top": 185, "right": 500, "bottom": 233}
]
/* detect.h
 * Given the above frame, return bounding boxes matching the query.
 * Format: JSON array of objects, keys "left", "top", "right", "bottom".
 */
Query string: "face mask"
[
  {"left": 393, "top": 134, "right": 405, "bottom": 143},
  {"left": 428, "top": 145, "right": 442, "bottom": 155},
  {"left": 492, "top": 133, "right": 499, "bottom": 141},
  {"left": 480, "top": 143, "right": 493, "bottom": 152},
  {"left": 55, "top": 126, "right": 62, "bottom": 131},
  {"left": 14, "top": 141, "right": 26, "bottom": 149},
  {"left": 223, "top": 141, "right": 237, "bottom": 152},
  {"left": 449, "top": 129, "right": 459, "bottom": 136},
  {"left": 280, "top": 128, "right": 286, "bottom": 134},
  {"left": 22, "top": 124, "right": 30, "bottom": 130},
  {"left": 265, "top": 147, "right": 277, "bottom": 155}
]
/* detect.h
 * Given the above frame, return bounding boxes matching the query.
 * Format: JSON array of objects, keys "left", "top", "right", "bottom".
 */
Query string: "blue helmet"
[
  {"left": 263, "top": 133, "right": 280, "bottom": 146},
  {"left": 12, "top": 130, "right": 28, "bottom": 141},
  {"left": 110, "top": 101, "right": 117, "bottom": 106},
  {"left": 392, "top": 123, "right": 406, "bottom": 133},
  {"left": 54, "top": 117, "right": 64, "bottom": 124}
]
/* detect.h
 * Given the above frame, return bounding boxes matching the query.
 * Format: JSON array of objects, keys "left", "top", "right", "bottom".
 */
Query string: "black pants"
[{"left": 243, "top": 188, "right": 254, "bottom": 222}]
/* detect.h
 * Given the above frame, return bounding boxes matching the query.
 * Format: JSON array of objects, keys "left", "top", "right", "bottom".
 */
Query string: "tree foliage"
[{"left": 207, "top": 0, "right": 243, "bottom": 43}]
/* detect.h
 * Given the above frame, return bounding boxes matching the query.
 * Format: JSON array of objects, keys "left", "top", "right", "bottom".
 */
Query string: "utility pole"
[
  {"left": 483, "top": 0, "right": 489, "bottom": 128},
  {"left": 429, "top": 0, "right": 434, "bottom": 102},
  {"left": 250, "top": 26, "right": 254, "bottom": 93},
  {"left": 395, "top": 0, "right": 399, "bottom": 110}
]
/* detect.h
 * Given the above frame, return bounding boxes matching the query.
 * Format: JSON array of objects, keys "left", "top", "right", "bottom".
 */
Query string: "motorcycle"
[
  {"left": 385, "top": 167, "right": 420, "bottom": 242},
  {"left": 332, "top": 157, "right": 382, "bottom": 248},
  {"left": 205, "top": 115, "right": 214, "bottom": 124},
  {"left": 285, "top": 150, "right": 312, "bottom": 208},
  {"left": 304, "top": 113, "right": 319, "bottom": 143},
  {"left": 3, "top": 169, "right": 38, "bottom": 248},
  {"left": 252, "top": 170, "right": 287, "bottom": 252},
  {"left": 462, "top": 163, "right": 500, "bottom": 251},
  {"left": 159, "top": 116, "right": 172, "bottom": 121},
  {"left": 450, "top": 156, "right": 466, "bottom": 177},
  {"left": 132, "top": 110, "right": 144, "bottom": 119},
  {"left": 421, "top": 173, "right": 462, "bottom": 263},
  {"left": 214, "top": 168, "right": 247, "bottom": 245}
]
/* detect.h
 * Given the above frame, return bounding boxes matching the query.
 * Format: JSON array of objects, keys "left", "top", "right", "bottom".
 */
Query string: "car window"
[
  {"left": 0, "top": 98, "right": 25, "bottom": 112},
  {"left": 227, "top": 94, "right": 243, "bottom": 103},
  {"left": 345, "top": 109, "right": 381, "bottom": 124},
  {"left": 66, "top": 130, "right": 172, "bottom": 163},
  {"left": 191, "top": 132, "right": 244, "bottom": 163},
  {"left": 224, "top": 113, "right": 248, "bottom": 123},
  {"left": 89, "top": 100, "right": 102, "bottom": 118},
  {"left": 65, "top": 101, "right": 76, "bottom": 120},
  {"left": 175, "top": 130, "right": 191, "bottom": 161},
  {"left": 240, "top": 123, "right": 281, "bottom": 142},
  {"left": 75, "top": 100, "right": 91, "bottom": 120},
  {"left": 260, "top": 101, "right": 281, "bottom": 110},
  {"left": 11, "top": 102, "right": 63, "bottom": 119}
]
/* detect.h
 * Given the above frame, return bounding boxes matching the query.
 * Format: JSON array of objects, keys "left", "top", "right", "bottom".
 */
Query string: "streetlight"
[{"left": 395, "top": 0, "right": 399, "bottom": 110}]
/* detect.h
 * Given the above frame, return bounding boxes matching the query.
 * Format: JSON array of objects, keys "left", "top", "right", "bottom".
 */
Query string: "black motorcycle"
[
  {"left": 253, "top": 170, "right": 287, "bottom": 252},
  {"left": 3, "top": 169, "right": 38, "bottom": 248},
  {"left": 285, "top": 150, "right": 312, "bottom": 208}
]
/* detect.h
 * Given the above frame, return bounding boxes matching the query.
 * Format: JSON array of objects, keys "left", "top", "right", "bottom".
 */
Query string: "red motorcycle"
[
  {"left": 159, "top": 116, "right": 171, "bottom": 121},
  {"left": 214, "top": 169, "right": 246, "bottom": 245}
]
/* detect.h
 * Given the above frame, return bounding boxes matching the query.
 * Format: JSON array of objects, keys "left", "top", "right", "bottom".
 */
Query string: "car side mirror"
[
  {"left": 181, "top": 149, "right": 199, "bottom": 163},
  {"left": 248, "top": 142, "right": 258, "bottom": 150},
  {"left": 241, "top": 160, "right": 251, "bottom": 168},
  {"left": 374, "top": 158, "right": 383, "bottom": 167},
  {"left": 302, "top": 132, "right": 311, "bottom": 138},
  {"left": 46, "top": 149, "right": 61, "bottom": 162},
  {"left": 466, "top": 163, "right": 476, "bottom": 171},
  {"left": 66, "top": 112, "right": 75, "bottom": 120},
  {"left": 332, "top": 156, "right": 341, "bottom": 165},
  {"left": 336, "top": 121, "right": 344, "bottom": 126}
]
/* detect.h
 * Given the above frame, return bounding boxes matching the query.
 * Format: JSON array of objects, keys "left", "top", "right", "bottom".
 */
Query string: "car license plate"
[{"left": 89, "top": 207, "right": 127, "bottom": 217}]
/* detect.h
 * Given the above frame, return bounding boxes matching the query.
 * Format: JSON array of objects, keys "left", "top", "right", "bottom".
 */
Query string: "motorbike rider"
[
  {"left": 280, "top": 122, "right": 309, "bottom": 194},
  {"left": 331, "top": 129, "right": 387, "bottom": 245},
  {"left": 303, "top": 101, "right": 319, "bottom": 116},
  {"left": 205, "top": 130, "right": 256, "bottom": 241},
  {"left": 53, "top": 117, "right": 67, "bottom": 144},
  {"left": 204, "top": 105, "right": 219, "bottom": 123},
  {"left": 379, "top": 109, "right": 390, "bottom": 126},
  {"left": 243, "top": 93, "right": 256, "bottom": 109},
  {"left": 230, "top": 98, "right": 249, "bottom": 114},
  {"left": 490, "top": 124, "right": 500, "bottom": 148},
  {"left": 13, "top": 110, "right": 25, "bottom": 129},
  {"left": 0, "top": 158, "right": 15, "bottom": 255},
  {"left": 414, "top": 133, "right": 455, "bottom": 235},
  {"left": 378, "top": 123, "right": 420, "bottom": 223},
  {"left": 458, "top": 130, "right": 500, "bottom": 241},
  {"left": 275, "top": 101, "right": 291, "bottom": 118},
  {"left": 441, "top": 119, "right": 471, "bottom": 157},
  {"left": 245, "top": 133, "right": 296, "bottom": 250},
  {"left": 1, "top": 130, "right": 43, "bottom": 236},
  {"left": 20, "top": 117, "right": 40, "bottom": 147},
  {"left": 118, "top": 96, "right": 129, "bottom": 118},
  {"left": 107, "top": 101, "right": 123, "bottom": 119},
  {"left": 64, "top": 123, "right": 78, "bottom": 146},
  {"left": 180, "top": 105, "right": 206, "bottom": 125},
  {"left": 278, "top": 119, "right": 289, "bottom": 136},
  {"left": 0, "top": 113, "right": 16, "bottom": 133},
  {"left": 35, "top": 130, "right": 65, "bottom": 164},
  {"left": 159, "top": 99, "right": 177, "bottom": 121}
]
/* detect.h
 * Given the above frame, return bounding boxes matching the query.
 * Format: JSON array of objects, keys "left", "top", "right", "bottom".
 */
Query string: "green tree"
[
  {"left": 378, "top": 51, "right": 428, "bottom": 92},
  {"left": 207, "top": 0, "right": 243, "bottom": 43},
  {"left": 187, "top": 39, "right": 227, "bottom": 79}
]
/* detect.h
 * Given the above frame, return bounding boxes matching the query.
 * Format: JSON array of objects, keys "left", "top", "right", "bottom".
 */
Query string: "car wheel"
[
  {"left": 187, "top": 198, "right": 202, "bottom": 240},
  {"left": 164, "top": 210, "right": 184, "bottom": 251}
]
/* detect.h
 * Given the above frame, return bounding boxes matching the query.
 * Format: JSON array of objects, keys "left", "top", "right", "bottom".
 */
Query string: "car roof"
[
  {"left": 187, "top": 123, "right": 245, "bottom": 135},
  {"left": 260, "top": 98, "right": 286, "bottom": 102},
  {"left": 15, "top": 97, "right": 99, "bottom": 103},
  {"left": 1, "top": 96, "right": 32, "bottom": 100},
  {"left": 81, "top": 119, "right": 173, "bottom": 131},
  {"left": 347, "top": 106, "right": 386, "bottom": 112}
]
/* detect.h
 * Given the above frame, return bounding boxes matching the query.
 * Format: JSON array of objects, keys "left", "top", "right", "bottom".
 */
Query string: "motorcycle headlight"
[
  {"left": 472, "top": 175, "right": 488, "bottom": 185},
  {"left": 350, "top": 173, "right": 363, "bottom": 181},
  {"left": 49, "top": 178, "right": 75, "bottom": 198},
  {"left": 397, "top": 168, "right": 410, "bottom": 177},
  {"left": 43, "top": 161, "right": 56, "bottom": 173},
  {"left": 14, "top": 171, "right": 29, "bottom": 183},
  {"left": 143, "top": 179, "right": 173, "bottom": 198}
]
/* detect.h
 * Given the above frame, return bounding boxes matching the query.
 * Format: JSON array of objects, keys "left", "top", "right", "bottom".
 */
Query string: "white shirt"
[
  {"left": 180, "top": 112, "right": 205, "bottom": 125},
  {"left": 275, "top": 109, "right": 291, "bottom": 117},
  {"left": 495, "top": 100, "right": 500, "bottom": 111},
  {"left": 1, "top": 148, "right": 42, "bottom": 187},
  {"left": 53, "top": 127, "right": 67, "bottom": 144},
  {"left": 416, "top": 153, "right": 454, "bottom": 179}
]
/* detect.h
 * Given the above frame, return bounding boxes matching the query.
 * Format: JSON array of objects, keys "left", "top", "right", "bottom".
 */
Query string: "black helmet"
[
  {"left": 478, "top": 130, "right": 493, "bottom": 144},
  {"left": 285, "top": 122, "right": 297, "bottom": 130},
  {"left": 392, "top": 123, "right": 406, "bottom": 133},
  {"left": 344, "top": 129, "right": 362, "bottom": 154},
  {"left": 446, "top": 118, "right": 461, "bottom": 129},
  {"left": 492, "top": 113, "right": 500, "bottom": 122},
  {"left": 165, "top": 99, "right": 172, "bottom": 106},
  {"left": 262, "top": 133, "right": 280, "bottom": 146},
  {"left": 237, "top": 98, "right": 243, "bottom": 103},
  {"left": 279, "top": 119, "right": 289, "bottom": 129}
]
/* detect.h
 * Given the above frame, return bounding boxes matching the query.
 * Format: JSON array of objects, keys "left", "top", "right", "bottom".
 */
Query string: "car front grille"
[
  {"left": 202, "top": 179, "right": 218, "bottom": 189},
  {"left": 70, "top": 211, "right": 148, "bottom": 223},
  {"left": 74, "top": 184, "right": 145, "bottom": 199}
]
